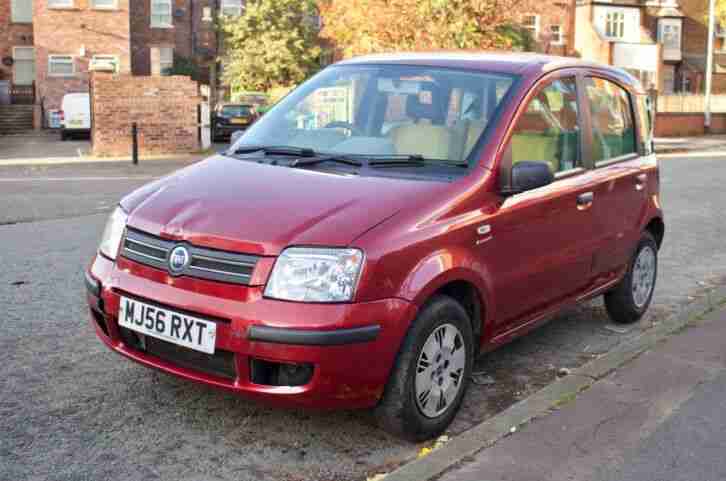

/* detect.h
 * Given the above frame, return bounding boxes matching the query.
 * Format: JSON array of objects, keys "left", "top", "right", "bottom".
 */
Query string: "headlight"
[
  {"left": 265, "top": 247, "right": 364, "bottom": 302},
  {"left": 98, "top": 206, "right": 128, "bottom": 260}
]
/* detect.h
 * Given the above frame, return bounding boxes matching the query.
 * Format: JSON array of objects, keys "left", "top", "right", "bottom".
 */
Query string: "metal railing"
[{"left": 10, "top": 82, "right": 35, "bottom": 105}]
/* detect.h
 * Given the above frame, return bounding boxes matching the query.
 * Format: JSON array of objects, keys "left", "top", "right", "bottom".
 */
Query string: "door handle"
[
  {"left": 635, "top": 173, "right": 647, "bottom": 191},
  {"left": 577, "top": 192, "right": 594, "bottom": 210}
]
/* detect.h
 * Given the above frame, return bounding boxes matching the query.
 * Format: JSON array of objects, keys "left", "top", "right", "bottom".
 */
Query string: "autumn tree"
[
  {"left": 221, "top": 0, "right": 322, "bottom": 93},
  {"left": 318, "top": 0, "right": 535, "bottom": 59}
]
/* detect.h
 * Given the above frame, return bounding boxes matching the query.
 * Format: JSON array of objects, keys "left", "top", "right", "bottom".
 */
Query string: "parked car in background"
[
  {"left": 212, "top": 103, "right": 258, "bottom": 142},
  {"left": 60, "top": 93, "right": 91, "bottom": 141},
  {"left": 86, "top": 53, "right": 663, "bottom": 441}
]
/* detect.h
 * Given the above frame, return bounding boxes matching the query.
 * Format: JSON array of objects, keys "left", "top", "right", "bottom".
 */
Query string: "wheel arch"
[{"left": 645, "top": 216, "right": 665, "bottom": 249}]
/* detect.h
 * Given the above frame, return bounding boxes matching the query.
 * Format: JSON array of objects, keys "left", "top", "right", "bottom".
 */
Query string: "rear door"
[
  {"left": 487, "top": 72, "right": 600, "bottom": 329},
  {"left": 581, "top": 76, "right": 650, "bottom": 278}
]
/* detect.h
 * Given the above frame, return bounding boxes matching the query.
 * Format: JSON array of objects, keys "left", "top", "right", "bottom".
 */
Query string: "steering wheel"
[{"left": 324, "top": 121, "right": 362, "bottom": 136}]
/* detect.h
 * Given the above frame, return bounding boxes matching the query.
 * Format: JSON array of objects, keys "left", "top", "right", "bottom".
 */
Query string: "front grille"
[
  {"left": 122, "top": 228, "right": 259, "bottom": 285},
  {"left": 120, "top": 327, "right": 237, "bottom": 381}
]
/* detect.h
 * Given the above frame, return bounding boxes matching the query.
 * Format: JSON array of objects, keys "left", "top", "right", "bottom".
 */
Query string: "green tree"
[
  {"left": 221, "top": 0, "right": 322, "bottom": 93},
  {"left": 319, "top": 0, "right": 535, "bottom": 58},
  {"left": 163, "top": 55, "right": 203, "bottom": 82}
]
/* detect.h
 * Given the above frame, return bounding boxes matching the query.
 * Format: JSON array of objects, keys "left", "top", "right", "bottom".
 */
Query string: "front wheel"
[
  {"left": 605, "top": 232, "right": 658, "bottom": 324},
  {"left": 375, "top": 295, "right": 474, "bottom": 442}
]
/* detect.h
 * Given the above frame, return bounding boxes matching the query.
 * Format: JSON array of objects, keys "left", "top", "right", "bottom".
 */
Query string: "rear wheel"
[
  {"left": 604, "top": 232, "right": 658, "bottom": 324},
  {"left": 375, "top": 295, "right": 473, "bottom": 442}
]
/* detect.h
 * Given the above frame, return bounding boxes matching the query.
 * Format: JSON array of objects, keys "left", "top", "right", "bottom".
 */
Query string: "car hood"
[{"left": 121, "top": 155, "right": 448, "bottom": 256}]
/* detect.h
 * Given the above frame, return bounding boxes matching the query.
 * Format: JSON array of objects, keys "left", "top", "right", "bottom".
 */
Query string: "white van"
[{"left": 60, "top": 93, "right": 91, "bottom": 141}]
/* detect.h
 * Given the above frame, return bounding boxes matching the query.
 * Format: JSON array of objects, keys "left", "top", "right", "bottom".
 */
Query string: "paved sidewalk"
[
  {"left": 656, "top": 135, "right": 726, "bottom": 154},
  {"left": 439, "top": 306, "right": 726, "bottom": 481}
]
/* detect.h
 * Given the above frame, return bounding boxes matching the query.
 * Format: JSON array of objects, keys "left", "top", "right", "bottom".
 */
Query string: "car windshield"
[
  {"left": 221, "top": 105, "right": 252, "bottom": 117},
  {"left": 231, "top": 65, "right": 518, "bottom": 168}
]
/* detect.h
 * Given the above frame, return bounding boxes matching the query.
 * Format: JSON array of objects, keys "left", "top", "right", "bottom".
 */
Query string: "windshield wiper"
[
  {"left": 229, "top": 145, "right": 318, "bottom": 157},
  {"left": 367, "top": 155, "right": 468, "bottom": 168},
  {"left": 290, "top": 155, "right": 363, "bottom": 168}
]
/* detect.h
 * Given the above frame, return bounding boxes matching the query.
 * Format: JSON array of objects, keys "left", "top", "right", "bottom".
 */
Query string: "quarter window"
[
  {"left": 585, "top": 77, "right": 637, "bottom": 162},
  {"left": 151, "top": 0, "right": 172, "bottom": 28},
  {"left": 48, "top": 55, "right": 75, "bottom": 77},
  {"left": 510, "top": 77, "right": 581, "bottom": 174}
]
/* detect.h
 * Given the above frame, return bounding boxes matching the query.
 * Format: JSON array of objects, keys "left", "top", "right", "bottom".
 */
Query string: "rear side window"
[
  {"left": 510, "top": 77, "right": 581, "bottom": 174},
  {"left": 585, "top": 77, "right": 637, "bottom": 162}
]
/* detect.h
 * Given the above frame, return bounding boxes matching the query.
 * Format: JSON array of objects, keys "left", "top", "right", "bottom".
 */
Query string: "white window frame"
[
  {"left": 48, "top": 0, "right": 74, "bottom": 8},
  {"left": 605, "top": 11, "right": 626, "bottom": 39},
  {"left": 158, "top": 47, "right": 174, "bottom": 75},
  {"left": 12, "top": 47, "right": 35, "bottom": 85},
  {"left": 48, "top": 55, "right": 76, "bottom": 77},
  {"left": 91, "top": 55, "right": 120, "bottom": 73},
  {"left": 11, "top": 0, "right": 33, "bottom": 23},
  {"left": 550, "top": 25, "right": 564, "bottom": 45},
  {"left": 657, "top": 19, "right": 681, "bottom": 51},
  {"left": 151, "top": 0, "right": 173, "bottom": 28},
  {"left": 220, "top": 0, "right": 243, "bottom": 17},
  {"left": 522, "top": 14, "right": 540, "bottom": 39},
  {"left": 91, "top": 0, "right": 118, "bottom": 10}
]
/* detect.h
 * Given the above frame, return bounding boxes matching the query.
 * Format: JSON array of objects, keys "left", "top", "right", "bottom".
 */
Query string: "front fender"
[{"left": 397, "top": 247, "right": 493, "bottom": 324}]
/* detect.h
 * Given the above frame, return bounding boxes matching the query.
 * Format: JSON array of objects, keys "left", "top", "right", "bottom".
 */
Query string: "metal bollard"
[{"left": 132, "top": 122, "right": 139, "bottom": 165}]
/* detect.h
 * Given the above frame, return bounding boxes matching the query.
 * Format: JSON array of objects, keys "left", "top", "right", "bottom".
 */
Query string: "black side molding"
[
  {"left": 84, "top": 269, "right": 101, "bottom": 297},
  {"left": 248, "top": 325, "right": 381, "bottom": 346}
]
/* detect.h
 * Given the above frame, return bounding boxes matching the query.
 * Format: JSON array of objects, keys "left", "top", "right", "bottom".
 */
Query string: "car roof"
[{"left": 335, "top": 52, "right": 644, "bottom": 92}]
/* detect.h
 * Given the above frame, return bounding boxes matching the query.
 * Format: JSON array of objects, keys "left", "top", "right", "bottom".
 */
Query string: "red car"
[{"left": 86, "top": 53, "right": 663, "bottom": 441}]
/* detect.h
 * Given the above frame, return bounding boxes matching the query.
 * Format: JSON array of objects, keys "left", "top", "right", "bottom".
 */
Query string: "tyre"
[
  {"left": 604, "top": 232, "right": 658, "bottom": 324},
  {"left": 375, "top": 295, "right": 474, "bottom": 442}
]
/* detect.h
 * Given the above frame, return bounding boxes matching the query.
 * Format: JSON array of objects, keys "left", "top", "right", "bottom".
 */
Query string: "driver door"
[{"left": 485, "top": 74, "right": 599, "bottom": 331}]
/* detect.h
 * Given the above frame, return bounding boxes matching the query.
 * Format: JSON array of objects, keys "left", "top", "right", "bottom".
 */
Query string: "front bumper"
[{"left": 86, "top": 254, "right": 416, "bottom": 409}]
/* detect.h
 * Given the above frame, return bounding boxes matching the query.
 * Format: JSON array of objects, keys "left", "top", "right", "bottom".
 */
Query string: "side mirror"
[
  {"left": 230, "top": 130, "right": 244, "bottom": 145},
  {"left": 506, "top": 161, "right": 554, "bottom": 194}
]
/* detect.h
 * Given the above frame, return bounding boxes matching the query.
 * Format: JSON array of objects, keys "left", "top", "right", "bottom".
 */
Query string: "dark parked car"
[
  {"left": 212, "top": 103, "right": 257, "bottom": 142},
  {"left": 86, "top": 53, "right": 663, "bottom": 441}
]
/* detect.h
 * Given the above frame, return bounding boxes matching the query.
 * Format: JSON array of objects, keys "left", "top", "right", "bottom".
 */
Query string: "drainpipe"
[{"left": 705, "top": 0, "right": 716, "bottom": 133}]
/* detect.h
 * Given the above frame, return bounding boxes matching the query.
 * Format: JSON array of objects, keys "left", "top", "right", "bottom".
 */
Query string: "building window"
[
  {"left": 92, "top": 0, "right": 116, "bottom": 9},
  {"left": 11, "top": 0, "right": 33, "bottom": 23},
  {"left": 13, "top": 47, "right": 35, "bottom": 85},
  {"left": 522, "top": 15, "right": 540, "bottom": 40},
  {"left": 48, "top": 55, "right": 75, "bottom": 77},
  {"left": 550, "top": 25, "right": 564, "bottom": 45},
  {"left": 91, "top": 55, "right": 120, "bottom": 73},
  {"left": 605, "top": 11, "right": 625, "bottom": 39},
  {"left": 220, "top": 0, "right": 243, "bottom": 17},
  {"left": 151, "top": 0, "right": 172, "bottom": 28},
  {"left": 152, "top": 47, "right": 174, "bottom": 75},
  {"left": 48, "top": 0, "right": 73, "bottom": 7},
  {"left": 658, "top": 20, "right": 681, "bottom": 51}
]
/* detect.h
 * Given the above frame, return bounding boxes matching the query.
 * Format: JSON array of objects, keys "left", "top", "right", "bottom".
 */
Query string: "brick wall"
[
  {"left": 0, "top": 0, "right": 34, "bottom": 83},
  {"left": 33, "top": 0, "right": 131, "bottom": 111},
  {"left": 654, "top": 112, "right": 726, "bottom": 136},
  {"left": 91, "top": 73, "right": 200, "bottom": 156},
  {"left": 130, "top": 0, "right": 216, "bottom": 78},
  {"left": 528, "top": 0, "right": 575, "bottom": 57}
]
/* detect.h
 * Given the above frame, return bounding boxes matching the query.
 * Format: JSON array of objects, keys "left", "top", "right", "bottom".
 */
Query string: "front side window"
[
  {"left": 151, "top": 0, "right": 172, "bottom": 27},
  {"left": 220, "top": 0, "right": 243, "bottom": 17},
  {"left": 48, "top": 55, "right": 75, "bottom": 77},
  {"left": 585, "top": 77, "right": 636, "bottom": 162},
  {"left": 510, "top": 77, "right": 581, "bottom": 174},
  {"left": 233, "top": 65, "right": 518, "bottom": 170},
  {"left": 11, "top": 0, "right": 32, "bottom": 23}
]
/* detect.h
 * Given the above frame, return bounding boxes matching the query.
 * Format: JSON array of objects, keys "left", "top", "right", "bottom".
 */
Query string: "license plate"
[
  {"left": 231, "top": 118, "right": 249, "bottom": 125},
  {"left": 118, "top": 297, "right": 217, "bottom": 354}
]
